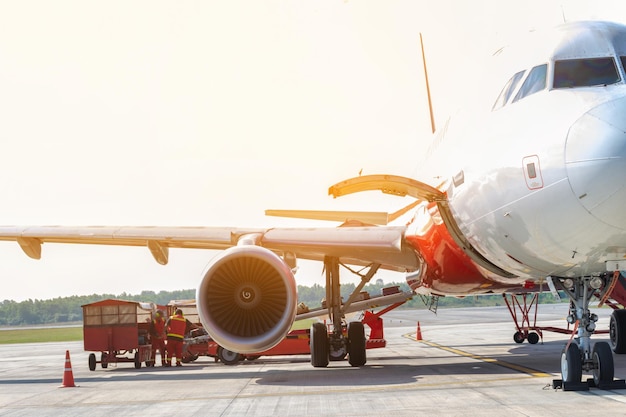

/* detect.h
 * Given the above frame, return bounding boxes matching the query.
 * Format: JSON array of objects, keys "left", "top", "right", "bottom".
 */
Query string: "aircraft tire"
[
  {"left": 561, "top": 343, "right": 582, "bottom": 383},
  {"left": 310, "top": 322, "right": 329, "bottom": 368},
  {"left": 217, "top": 346, "right": 242, "bottom": 365},
  {"left": 88, "top": 353, "right": 96, "bottom": 371},
  {"left": 347, "top": 321, "right": 366, "bottom": 367},
  {"left": 609, "top": 309, "right": 626, "bottom": 353},
  {"left": 592, "top": 341, "right": 614, "bottom": 386}
]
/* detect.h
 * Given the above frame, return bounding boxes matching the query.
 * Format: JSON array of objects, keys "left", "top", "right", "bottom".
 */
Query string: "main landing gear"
[
  {"left": 551, "top": 274, "right": 626, "bottom": 390},
  {"left": 310, "top": 256, "right": 370, "bottom": 368}
]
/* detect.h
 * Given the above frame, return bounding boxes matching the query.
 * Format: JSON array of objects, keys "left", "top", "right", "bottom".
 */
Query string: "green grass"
[
  {"left": 0, "top": 318, "right": 317, "bottom": 344},
  {"left": 0, "top": 327, "right": 83, "bottom": 344},
  {"left": 292, "top": 318, "right": 316, "bottom": 330}
]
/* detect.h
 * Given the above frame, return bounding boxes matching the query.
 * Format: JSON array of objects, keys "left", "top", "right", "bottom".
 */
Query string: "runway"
[{"left": 3, "top": 305, "right": 626, "bottom": 416}]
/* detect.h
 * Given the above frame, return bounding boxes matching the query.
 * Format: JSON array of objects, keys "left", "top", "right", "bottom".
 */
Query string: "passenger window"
[
  {"left": 513, "top": 64, "right": 547, "bottom": 102},
  {"left": 492, "top": 70, "right": 526, "bottom": 111},
  {"left": 554, "top": 58, "right": 620, "bottom": 88}
]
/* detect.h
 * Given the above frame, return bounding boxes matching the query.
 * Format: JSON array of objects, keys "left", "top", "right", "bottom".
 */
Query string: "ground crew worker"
[
  {"left": 165, "top": 308, "right": 197, "bottom": 367},
  {"left": 149, "top": 310, "right": 167, "bottom": 366}
]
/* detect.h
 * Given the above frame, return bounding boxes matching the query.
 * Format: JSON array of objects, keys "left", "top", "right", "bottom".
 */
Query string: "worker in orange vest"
[
  {"left": 149, "top": 310, "right": 167, "bottom": 366},
  {"left": 165, "top": 308, "right": 197, "bottom": 367}
]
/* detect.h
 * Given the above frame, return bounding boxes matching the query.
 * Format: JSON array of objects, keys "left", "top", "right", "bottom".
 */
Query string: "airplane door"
[{"left": 522, "top": 155, "right": 543, "bottom": 190}]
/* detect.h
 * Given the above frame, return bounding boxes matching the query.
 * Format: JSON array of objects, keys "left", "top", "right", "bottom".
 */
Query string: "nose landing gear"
[{"left": 552, "top": 275, "right": 626, "bottom": 390}]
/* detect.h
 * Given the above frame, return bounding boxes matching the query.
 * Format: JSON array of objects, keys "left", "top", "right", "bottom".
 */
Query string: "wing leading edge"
[{"left": 0, "top": 224, "right": 419, "bottom": 272}]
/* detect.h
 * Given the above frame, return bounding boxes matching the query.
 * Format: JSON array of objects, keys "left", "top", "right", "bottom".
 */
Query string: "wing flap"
[{"left": 264, "top": 209, "right": 389, "bottom": 225}]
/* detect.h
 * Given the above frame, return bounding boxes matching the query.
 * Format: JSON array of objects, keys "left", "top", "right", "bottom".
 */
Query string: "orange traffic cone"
[
  {"left": 60, "top": 350, "right": 76, "bottom": 388},
  {"left": 416, "top": 322, "right": 423, "bottom": 341}
]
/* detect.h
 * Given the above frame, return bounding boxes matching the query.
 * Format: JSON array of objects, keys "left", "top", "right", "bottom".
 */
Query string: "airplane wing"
[
  {"left": 0, "top": 224, "right": 419, "bottom": 272},
  {"left": 0, "top": 222, "right": 419, "bottom": 356},
  {"left": 0, "top": 175, "right": 442, "bottom": 270},
  {"left": 0, "top": 174, "right": 441, "bottom": 358}
]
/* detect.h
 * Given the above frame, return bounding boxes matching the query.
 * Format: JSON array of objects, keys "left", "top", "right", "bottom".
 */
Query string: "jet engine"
[{"left": 196, "top": 245, "right": 298, "bottom": 354}]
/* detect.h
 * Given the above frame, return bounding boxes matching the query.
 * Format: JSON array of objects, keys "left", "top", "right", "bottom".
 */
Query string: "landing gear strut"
[
  {"left": 309, "top": 256, "right": 371, "bottom": 368},
  {"left": 552, "top": 274, "right": 622, "bottom": 389}
]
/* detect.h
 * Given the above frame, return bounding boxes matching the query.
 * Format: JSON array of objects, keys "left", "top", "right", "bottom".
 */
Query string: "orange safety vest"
[{"left": 167, "top": 315, "right": 187, "bottom": 340}]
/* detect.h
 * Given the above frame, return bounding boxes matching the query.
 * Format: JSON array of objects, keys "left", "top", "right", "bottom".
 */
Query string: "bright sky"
[{"left": 1, "top": 1, "right": 626, "bottom": 302}]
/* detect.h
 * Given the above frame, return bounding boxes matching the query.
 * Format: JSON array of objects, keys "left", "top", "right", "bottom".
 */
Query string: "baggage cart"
[{"left": 82, "top": 299, "right": 155, "bottom": 370}]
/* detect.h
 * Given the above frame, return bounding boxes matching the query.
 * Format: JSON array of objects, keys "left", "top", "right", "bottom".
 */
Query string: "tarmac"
[{"left": 3, "top": 305, "right": 626, "bottom": 416}]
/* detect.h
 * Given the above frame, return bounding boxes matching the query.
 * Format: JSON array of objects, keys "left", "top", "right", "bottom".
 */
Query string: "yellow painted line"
[{"left": 404, "top": 333, "right": 551, "bottom": 378}]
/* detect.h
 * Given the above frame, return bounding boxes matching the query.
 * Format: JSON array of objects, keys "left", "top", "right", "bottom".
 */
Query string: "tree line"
[{"left": 0, "top": 282, "right": 563, "bottom": 326}]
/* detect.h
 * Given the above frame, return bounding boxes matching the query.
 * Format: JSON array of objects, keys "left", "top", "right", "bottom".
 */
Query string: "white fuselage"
[{"left": 417, "top": 21, "right": 626, "bottom": 283}]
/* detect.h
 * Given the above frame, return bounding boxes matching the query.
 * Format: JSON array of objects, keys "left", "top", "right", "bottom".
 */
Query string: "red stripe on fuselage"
[{"left": 405, "top": 203, "right": 521, "bottom": 296}]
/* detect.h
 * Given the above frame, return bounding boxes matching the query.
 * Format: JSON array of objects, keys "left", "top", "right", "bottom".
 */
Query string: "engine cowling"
[{"left": 196, "top": 245, "right": 297, "bottom": 354}]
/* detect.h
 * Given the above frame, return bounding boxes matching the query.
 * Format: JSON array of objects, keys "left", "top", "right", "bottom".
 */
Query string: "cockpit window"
[
  {"left": 513, "top": 64, "right": 547, "bottom": 103},
  {"left": 492, "top": 70, "right": 525, "bottom": 111},
  {"left": 554, "top": 58, "right": 620, "bottom": 88}
]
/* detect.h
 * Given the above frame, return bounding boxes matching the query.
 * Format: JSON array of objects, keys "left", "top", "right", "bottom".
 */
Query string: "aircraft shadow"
[
  {"left": 5, "top": 339, "right": 618, "bottom": 387},
  {"left": 0, "top": 352, "right": 556, "bottom": 387}
]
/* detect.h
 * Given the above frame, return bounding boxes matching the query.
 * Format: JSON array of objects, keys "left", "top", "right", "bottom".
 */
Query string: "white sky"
[{"left": 1, "top": 1, "right": 626, "bottom": 302}]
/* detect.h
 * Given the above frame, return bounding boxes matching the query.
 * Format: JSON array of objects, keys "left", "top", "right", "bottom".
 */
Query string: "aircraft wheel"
[
  {"left": 347, "top": 321, "right": 366, "bottom": 367},
  {"left": 609, "top": 309, "right": 626, "bottom": 353},
  {"left": 561, "top": 343, "right": 582, "bottom": 383},
  {"left": 513, "top": 331, "right": 525, "bottom": 344},
  {"left": 592, "top": 341, "right": 614, "bottom": 386},
  {"left": 88, "top": 353, "right": 96, "bottom": 371},
  {"left": 134, "top": 351, "right": 142, "bottom": 369},
  {"left": 527, "top": 332, "right": 540, "bottom": 345},
  {"left": 310, "top": 322, "right": 329, "bottom": 368},
  {"left": 217, "top": 346, "right": 242, "bottom": 365},
  {"left": 101, "top": 352, "right": 108, "bottom": 369}
]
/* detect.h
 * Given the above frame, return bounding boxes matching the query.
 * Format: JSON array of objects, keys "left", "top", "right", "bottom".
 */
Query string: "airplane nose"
[{"left": 565, "top": 95, "right": 626, "bottom": 230}]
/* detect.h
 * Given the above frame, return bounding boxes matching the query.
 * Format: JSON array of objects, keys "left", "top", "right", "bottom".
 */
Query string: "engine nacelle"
[{"left": 196, "top": 245, "right": 297, "bottom": 354}]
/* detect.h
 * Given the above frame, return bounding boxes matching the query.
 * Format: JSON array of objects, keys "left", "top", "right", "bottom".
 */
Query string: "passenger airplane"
[{"left": 1, "top": 20, "right": 626, "bottom": 388}]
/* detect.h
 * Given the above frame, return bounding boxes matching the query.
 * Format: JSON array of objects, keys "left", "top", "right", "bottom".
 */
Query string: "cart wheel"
[
  {"left": 88, "top": 353, "right": 96, "bottom": 371},
  {"left": 134, "top": 351, "right": 142, "bottom": 369},
  {"left": 245, "top": 355, "right": 261, "bottom": 361},
  {"left": 101, "top": 352, "right": 108, "bottom": 369},
  {"left": 513, "top": 331, "right": 525, "bottom": 344},
  {"left": 527, "top": 332, "right": 540, "bottom": 345},
  {"left": 182, "top": 353, "right": 199, "bottom": 363},
  {"left": 217, "top": 346, "right": 242, "bottom": 365},
  {"left": 146, "top": 360, "right": 155, "bottom": 367}
]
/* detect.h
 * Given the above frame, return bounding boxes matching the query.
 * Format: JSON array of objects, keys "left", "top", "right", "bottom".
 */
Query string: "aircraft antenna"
[{"left": 420, "top": 33, "right": 436, "bottom": 134}]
